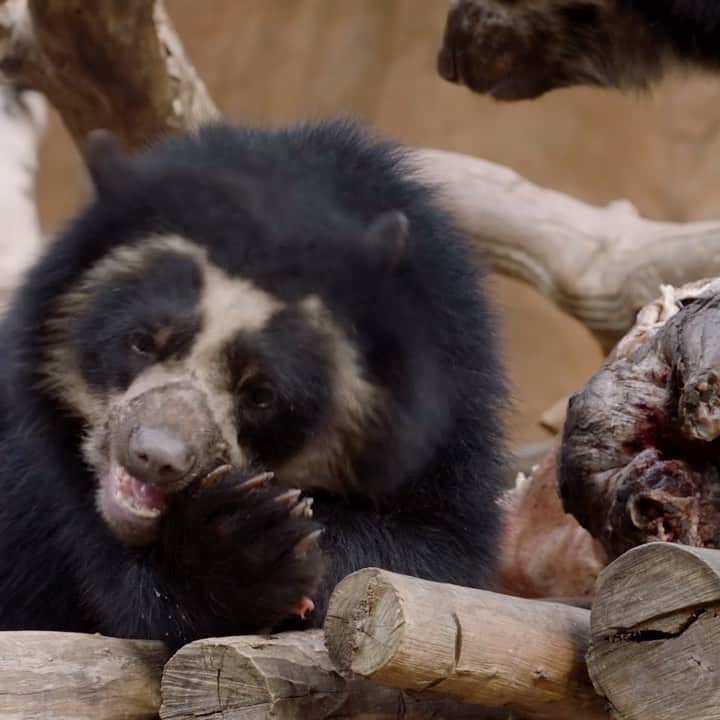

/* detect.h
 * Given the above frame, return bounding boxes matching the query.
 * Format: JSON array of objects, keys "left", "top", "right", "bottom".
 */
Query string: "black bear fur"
[{"left": 0, "top": 118, "right": 506, "bottom": 649}]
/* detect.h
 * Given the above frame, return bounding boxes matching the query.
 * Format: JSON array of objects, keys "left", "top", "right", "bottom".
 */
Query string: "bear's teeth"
[
  {"left": 129, "top": 476, "right": 167, "bottom": 512},
  {"left": 111, "top": 465, "right": 167, "bottom": 517}
]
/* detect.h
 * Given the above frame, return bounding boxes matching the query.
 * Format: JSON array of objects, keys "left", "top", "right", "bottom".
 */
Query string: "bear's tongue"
[{"left": 111, "top": 463, "right": 167, "bottom": 517}]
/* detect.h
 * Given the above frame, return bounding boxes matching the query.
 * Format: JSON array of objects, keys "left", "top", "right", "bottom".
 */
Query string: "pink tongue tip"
[{"left": 129, "top": 476, "right": 167, "bottom": 511}]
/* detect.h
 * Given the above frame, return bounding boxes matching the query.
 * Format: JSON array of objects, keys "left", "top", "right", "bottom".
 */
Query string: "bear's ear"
[
  {"left": 82, "top": 129, "right": 132, "bottom": 198},
  {"left": 363, "top": 211, "right": 410, "bottom": 274}
]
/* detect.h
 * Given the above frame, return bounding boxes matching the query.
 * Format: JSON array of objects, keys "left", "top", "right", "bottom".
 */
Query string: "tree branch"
[
  {"left": 589, "top": 543, "right": 720, "bottom": 720},
  {"left": 0, "top": 0, "right": 218, "bottom": 149},
  {"left": 0, "top": 80, "right": 46, "bottom": 310},
  {"left": 412, "top": 149, "right": 720, "bottom": 346},
  {"left": 2, "top": 0, "right": 719, "bottom": 340}
]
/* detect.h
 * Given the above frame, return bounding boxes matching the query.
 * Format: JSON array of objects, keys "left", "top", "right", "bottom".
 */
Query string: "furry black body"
[
  {"left": 624, "top": 1, "right": 720, "bottom": 68},
  {"left": 0, "top": 119, "right": 505, "bottom": 648}
]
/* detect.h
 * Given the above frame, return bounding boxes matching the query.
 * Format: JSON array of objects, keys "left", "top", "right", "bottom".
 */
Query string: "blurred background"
[{"left": 34, "top": 0, "right": 720, "bottom": 447}]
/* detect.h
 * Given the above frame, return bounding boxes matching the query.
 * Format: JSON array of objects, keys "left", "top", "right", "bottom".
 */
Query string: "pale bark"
[
  {"left": 160, "top": 629, "right": 507, "bottom": 720},
  {"left": 0, "top": 80, "right": 46, "bottom": 310},
  {"left": 0, "top": 0, "right": 219, "bottom": 150},
  {"left": 0, "top": 630, "right": 169, "bottom": 720},
  {"left": 589, "top": 542, "right": 720, "bottom": 720},
  {"left": 412, "top": 149, "right": 720, "bottom": 345},
  {"left": 324, "top": 568, "right": 608, "bottom": 720}
]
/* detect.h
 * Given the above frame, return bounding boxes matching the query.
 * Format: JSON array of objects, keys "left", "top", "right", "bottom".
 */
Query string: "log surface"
[
  {"left": 324, "top": 568, "right": 608, "bottom": 720},
  {"left": 0, "top": 630, "right": 169, "bottom": 720},
  {"left": 160, "top": 629, "right": 507, "bottom": 720},
  {"left": 588, "top": 542, "right": 720, "bottom": 720}
]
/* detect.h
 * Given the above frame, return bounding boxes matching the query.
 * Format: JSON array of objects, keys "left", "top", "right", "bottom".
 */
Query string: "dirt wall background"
[{"left": 33, "top": 1, "right": 720, "bottom": 446}]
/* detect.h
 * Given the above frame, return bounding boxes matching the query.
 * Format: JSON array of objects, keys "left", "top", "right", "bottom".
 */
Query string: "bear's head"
[{"left": 22, "top": 128, "right": 446, "bottom": 546}]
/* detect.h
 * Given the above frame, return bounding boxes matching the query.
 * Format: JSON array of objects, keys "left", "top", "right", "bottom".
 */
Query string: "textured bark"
[
  {"left": 412, "top": 149, "right": 720, "bottom": 345},
  {"left": 559, "top": 278, "right": 720, "bottom": 560},
  {"left": 324, "top": 568, "right": 608, "bottom": 720},
  {"left": 161, "top": 629, "right": 507, "bottom": 720},
  {"left": 589, "top": 542, "right": 720, "bottom": 720},
  {"left": 0, "top": 0, "right": 219, "bottom": 150},
  {"left": 0, "top": 80, "right": 46, "bottom": 309},
  {"left": 0, "top": 631, "right": 169, "bottom": 719}
]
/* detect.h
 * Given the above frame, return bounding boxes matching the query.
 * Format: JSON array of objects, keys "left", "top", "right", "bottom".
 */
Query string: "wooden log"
[
  {"left": 412, "top": 148, "right": 720, "bottom": 347},
  {"left": 160, "top": 629, "right": 508, "bottom": 720},
  {"left": 324, "top": 568, "right": 609, "bottom": 720},
  {"left": 539, "top": 397, "right": 569, "bottom": 435},
  {"left": 0, "top": 80, "right": 46, "bottom": 310},
  {"left": 0, "top": 630, "right": 169, "bottom": 720},
  {"left": 0, "top": 0, "right": 219, "bottom": 149},
  {"left": 588, "top": 542, "right": 720, "bottom": 720}
]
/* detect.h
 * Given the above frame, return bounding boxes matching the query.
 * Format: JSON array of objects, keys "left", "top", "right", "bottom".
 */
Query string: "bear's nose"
[{"left": 126, "top": 425, "right": 195, "bottom": 486}]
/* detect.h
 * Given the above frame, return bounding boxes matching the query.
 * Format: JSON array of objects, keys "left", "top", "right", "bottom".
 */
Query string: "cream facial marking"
[
  {"left": 41, "top": 234, "right": 284, "bottom": 470},
  {"left": 40, "top": 233, "right": 290, "bottom": 544},
  {"left": 42, "top": 236, "right": 279, "bottom": 397},
  {"left": 186, "top": 248, "right": 283, "bottom": 463},
  {"left": 276, "top": 295, "right": 384, "bottom": 492}
]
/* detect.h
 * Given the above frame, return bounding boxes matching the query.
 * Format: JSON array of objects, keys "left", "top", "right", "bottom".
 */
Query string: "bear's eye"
[
  {"left": 129, "top": 331, "right": 156, "bottom": 358},
  {"left": 239, "top": 382, "right": 276, "bottom": 411}
]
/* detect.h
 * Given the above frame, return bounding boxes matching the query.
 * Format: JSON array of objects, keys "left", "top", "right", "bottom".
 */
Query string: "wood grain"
[
  {"left": 0, "top": 631, "right": 169, "bottom": 720},
  {"left": 160, "top": 629, "right": 505, "bottom": 719},
  {"left": 324, "top": 568, "right": 609, "bottom": 720},
  {"left": 589, "top": 542, "right": 720, "bottom": 720}
]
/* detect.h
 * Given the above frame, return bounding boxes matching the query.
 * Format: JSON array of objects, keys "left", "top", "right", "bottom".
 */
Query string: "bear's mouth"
[
  {"left": 97, "top": 462, "right": 170, "bottom": 546},
  {"left": 111, "top": 463, "right": 168, "bottom": 516}
]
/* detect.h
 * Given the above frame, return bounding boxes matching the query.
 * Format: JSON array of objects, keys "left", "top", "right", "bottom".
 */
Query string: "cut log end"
[
  {"left": 160, "top": 636, "right": 270, "bottom": 719},
  {"left": 588, "top": 542, "right": 720, "bottom": 720},
  {"left": 324, "top": 568, "right": 609, "bottom": 720},
  {"left": 324, "top": 567, "right": 405, "bottom": 678},
  {"left": 160, "top": 629, "right": 506, "bottom": 720}
]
